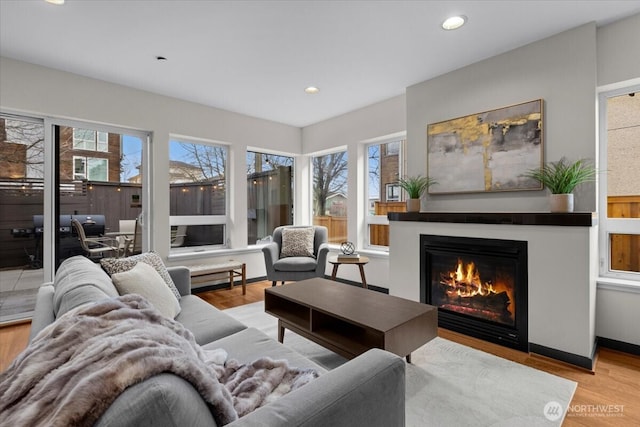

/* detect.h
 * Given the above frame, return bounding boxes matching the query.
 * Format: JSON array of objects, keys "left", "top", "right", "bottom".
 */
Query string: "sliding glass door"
[{"left": 53, "top": 120, "right": 150, "bottom": 269}]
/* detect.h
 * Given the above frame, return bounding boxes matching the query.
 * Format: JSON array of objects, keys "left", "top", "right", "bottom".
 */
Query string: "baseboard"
[
  {"left": 597, "top": 336, "right": 640, "bottom": 356},
  {"left": 192, "top": 276, "right": 267, "bottom": 293},
  {"left": 529, "top": 342, "right": 595, "bottom": 371}
]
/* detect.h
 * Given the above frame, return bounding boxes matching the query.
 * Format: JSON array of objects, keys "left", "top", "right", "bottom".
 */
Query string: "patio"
[{"left": 0, "top": 268, "right": 43, "bottom": 324}]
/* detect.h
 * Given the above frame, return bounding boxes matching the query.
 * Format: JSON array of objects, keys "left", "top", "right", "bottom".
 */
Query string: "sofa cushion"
[
  {"left": 176, "top": 295, "right": 246, "bottom": 345},
  {"left": 273, "top": 257, "right": 317, "bottom": 272},
  {"left": 280, "top": 227, "right": 315, "bottom": 258},
  {"left": 204, "top": 327, "right": 327, "bottom": 374},
  {"left": 112, "top": 262, "right": 181, "bottom": 319},
  {"left": 53, "top": 255, "right": 119, "bottom": 317},
  {"left": 101, "top": 252, "right": 181, "bottom": 300}
]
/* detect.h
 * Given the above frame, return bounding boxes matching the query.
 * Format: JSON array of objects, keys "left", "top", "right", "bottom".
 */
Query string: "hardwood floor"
[{"left": 2, "top": 280, "right": 638, "bottom": 426}]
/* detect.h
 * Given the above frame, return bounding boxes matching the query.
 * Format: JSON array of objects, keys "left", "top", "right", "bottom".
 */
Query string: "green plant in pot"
[
  {"left": 397, "top": 175, "right": 437, "bottom": 212},
  {"left": 525, "top": 158, "right": 596, "bottom": 212}
]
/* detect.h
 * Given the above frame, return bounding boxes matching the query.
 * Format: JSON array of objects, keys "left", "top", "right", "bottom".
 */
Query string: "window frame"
[
  {"left": 363, "top": 135, "right": 405, "bottom": 251},
  {"left": 168, "top": 137, "right": 230, "bottom": 253},
  {"left": 598, "top": 84, "right": 640, "bottom": 282}
]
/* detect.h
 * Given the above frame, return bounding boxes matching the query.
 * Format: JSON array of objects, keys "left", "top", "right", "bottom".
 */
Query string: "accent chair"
[{"left": 261, "top": 225, "right": 329, "bottom": 286}]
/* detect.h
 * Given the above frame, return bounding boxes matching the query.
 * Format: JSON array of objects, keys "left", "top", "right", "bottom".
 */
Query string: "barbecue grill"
[
  {"left": 29, "top": 214, "right": 106, "bottom": 237},
  {"left": 10, "top": 214, "right": 107, "bottom": 268}
]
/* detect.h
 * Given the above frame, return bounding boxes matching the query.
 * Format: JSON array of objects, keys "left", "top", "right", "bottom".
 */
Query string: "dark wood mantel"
[{"left": 387, "top": 212, "right": 596, "bottom": 227}]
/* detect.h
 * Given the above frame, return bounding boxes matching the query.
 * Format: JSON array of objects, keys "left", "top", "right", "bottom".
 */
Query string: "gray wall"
[
  {"left": 401, "top": 16, "right": 640, "bottom": 347},
  {"left": 407, "top": 23, "right": 598, "bottom": 213},
  {"left": 597, "top": 13, "right": 640, "bottom": 87}
]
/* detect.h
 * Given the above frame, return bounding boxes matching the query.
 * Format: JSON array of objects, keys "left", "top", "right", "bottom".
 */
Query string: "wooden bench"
[{"left": 188, "top": 261, "right": 246, "bottom": 295}]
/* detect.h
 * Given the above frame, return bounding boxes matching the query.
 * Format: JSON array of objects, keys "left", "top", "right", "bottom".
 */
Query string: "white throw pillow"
[
  {"left": 100, "top": 252, "right": 182, "bottom": 301},
  {"left": 111, "top": 262, "right": 181, "bottom": 319},
  {"left": 280, "top": 227, "right": 315, "bottom": 258}
]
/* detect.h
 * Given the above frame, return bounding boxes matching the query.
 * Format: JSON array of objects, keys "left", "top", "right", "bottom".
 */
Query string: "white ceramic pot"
[
  {"left": 406, "top": 198, "right": 421, "bottom": 212},
  {"left": 549, "top": 193, "right": 574, "bottom": 213}
]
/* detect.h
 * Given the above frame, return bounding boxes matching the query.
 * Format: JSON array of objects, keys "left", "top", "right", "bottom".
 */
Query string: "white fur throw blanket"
[{"left": 0, "top": 294, "right": 318, "bottom": 426}]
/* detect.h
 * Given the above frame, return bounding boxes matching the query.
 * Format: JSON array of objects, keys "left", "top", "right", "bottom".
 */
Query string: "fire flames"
[
  {"left": 436, "top": 258, "right": 515, "bottom": 325},
  {"left": 442, "top": 259, "right": 498, "bottom": 298}
]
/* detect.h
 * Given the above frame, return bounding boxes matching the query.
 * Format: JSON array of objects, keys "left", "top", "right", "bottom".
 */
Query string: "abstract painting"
[{"left": 427, "top": 99, "right": 543, "bottom": 194}]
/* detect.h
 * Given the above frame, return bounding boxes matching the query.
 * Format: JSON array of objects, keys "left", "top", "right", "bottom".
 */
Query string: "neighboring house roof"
[{"left": 326, "top": 192, "right": 347, "bottom": 201}]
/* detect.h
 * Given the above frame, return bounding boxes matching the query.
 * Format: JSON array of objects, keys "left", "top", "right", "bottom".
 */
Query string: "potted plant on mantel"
[
  {"left": 398, "top": 175, "right": 437, "bottom": 212},
  {"left": 525, "top": 158, "right": 597, "bottom": 213}
]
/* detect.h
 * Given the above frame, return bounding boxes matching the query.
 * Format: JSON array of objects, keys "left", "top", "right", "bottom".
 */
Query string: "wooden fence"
[
  {"left": 370, "top": 201, "right": 407, "bottom": 246},
  {"left": 1, "top": 178, "right": 230, "bottom": 268},
  {"left": 0, "top": 180, "right": 143, "bottom": 268},
  {"left": 607, "top": 195, "right": 640, "bottom": 272},
  {"left": 313, "top": 216, "right": 347, "bottom": 243},
  {"left": 312, "top": 202, "right": 407, "bottom": 246}
]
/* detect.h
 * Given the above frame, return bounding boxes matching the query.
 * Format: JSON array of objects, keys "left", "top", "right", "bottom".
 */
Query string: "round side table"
[{"left": 328, "top": 255, "right": 370, "bottom": 288}]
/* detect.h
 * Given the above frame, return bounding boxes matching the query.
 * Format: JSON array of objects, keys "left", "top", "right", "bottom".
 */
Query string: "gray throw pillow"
[{"left": 280, "top": 227, "right": 315, "bottom": 258}]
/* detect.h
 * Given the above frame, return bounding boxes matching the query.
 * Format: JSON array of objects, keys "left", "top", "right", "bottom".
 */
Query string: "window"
[
  {"left": 0, "top": 115, "right": 45, "bottom": 298},
  {"left": 73, "top": 156, "right": 108, "bottom": 181},
  {"left": 247, "top": 151, "right": 294, "bottom": 245},
  {"left": 169, "top": 139, "right": 228, "bottom": 250},
  {"left": 386, "top": 183, "right": 400, "bottom": 201},
  {"left": 365, "top": 138, "right": 404, "bottom": 248},
  {"left": 73, "top": 128, "right": 108, "bottom": 152},
  {"left": 599, "top": 87, "right": 640, "bottom": 280},
  {"left": 312, "top": 150, "right": 348, "bottom": 243}
]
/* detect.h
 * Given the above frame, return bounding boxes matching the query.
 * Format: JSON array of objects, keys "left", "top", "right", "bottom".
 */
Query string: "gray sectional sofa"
[{"left": 29, "top": 255, "right": 406, "bottom": 426}]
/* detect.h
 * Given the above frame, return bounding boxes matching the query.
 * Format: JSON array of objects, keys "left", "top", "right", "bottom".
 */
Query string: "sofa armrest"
[
  {"left": 167, "top": 266, "right": 192, "bottom": 296},
  {"left": 29, "top": 284, "right": 55, "bottom": 343},
  {"left": 228, "top": 348, "right": 405, "bottom": 427},
  {"left": 261, "top": 242, "right": 279, "bottom": 277}
]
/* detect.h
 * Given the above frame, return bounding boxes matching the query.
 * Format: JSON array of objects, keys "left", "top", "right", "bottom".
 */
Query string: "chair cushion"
[
  {"left": 101, "top": 252, "right": 181, "bottom": 300},
  {"left": 273, "top": 257, "right": 317, "bottom": 272},
  {"left": 112, "top": 262, "right": 181, "bottom": 319},
  {"left": 280, "top": 227, "right": 315, "bottom": 258}
]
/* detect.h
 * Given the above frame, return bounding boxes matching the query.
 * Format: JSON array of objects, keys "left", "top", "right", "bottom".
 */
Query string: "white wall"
[
  {"left": 596, "top": 286, "right": 640, "bottom": 345},
  {"left": 0, "top": 56, "right": 301, "bottom": 269},
  {"left": 389, "top": 220, "right": 598, "bottom": 359}
]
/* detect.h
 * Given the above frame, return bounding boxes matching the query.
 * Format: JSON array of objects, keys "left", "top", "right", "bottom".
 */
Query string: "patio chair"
[
  {"left": 170, "top": 225, "right": 188, "bottom": 248},
  {"left": 71, "top": 218, "right": 120, "bottom": 260},
  {"left": 123, "top": 219, "right": 142, "bottom": 256}
]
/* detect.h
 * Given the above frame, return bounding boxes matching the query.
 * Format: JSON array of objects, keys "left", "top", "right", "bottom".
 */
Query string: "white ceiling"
[{"left": 1, "top": 1, "right": 639, "bottom": 127}]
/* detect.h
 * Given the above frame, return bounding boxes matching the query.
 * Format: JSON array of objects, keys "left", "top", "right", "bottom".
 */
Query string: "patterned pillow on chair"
[{"left": 280, "top": 227, "right": 315, "bottom": 258}]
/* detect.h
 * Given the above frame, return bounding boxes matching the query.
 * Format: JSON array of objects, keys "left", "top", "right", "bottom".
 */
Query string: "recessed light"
[
  {"left": 156, "top": 56, "right": 168, "bottom": 61},
  {"left": 304, "top": 86, "right": 320, "bottom": 94},
  {"left": 442, "top": 15, "right": 467, "bottom": 30},
  {"left": 45, "top": 0, "right": 65, "bottom": 4}
]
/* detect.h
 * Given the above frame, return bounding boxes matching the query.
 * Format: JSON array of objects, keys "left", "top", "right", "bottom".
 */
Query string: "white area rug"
[{"left": 224, "top": 301, "right": 577, "bottom": 426}]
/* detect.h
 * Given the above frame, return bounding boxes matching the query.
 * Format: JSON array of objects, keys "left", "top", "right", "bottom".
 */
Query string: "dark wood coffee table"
[{"left": 264, "top": 277, "right": 437, "bottom": 362}]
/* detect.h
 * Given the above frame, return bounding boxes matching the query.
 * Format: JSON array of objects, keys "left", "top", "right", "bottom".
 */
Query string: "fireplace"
[{"left": 420, "top": 235, "right": 528, "bottom": 352}]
